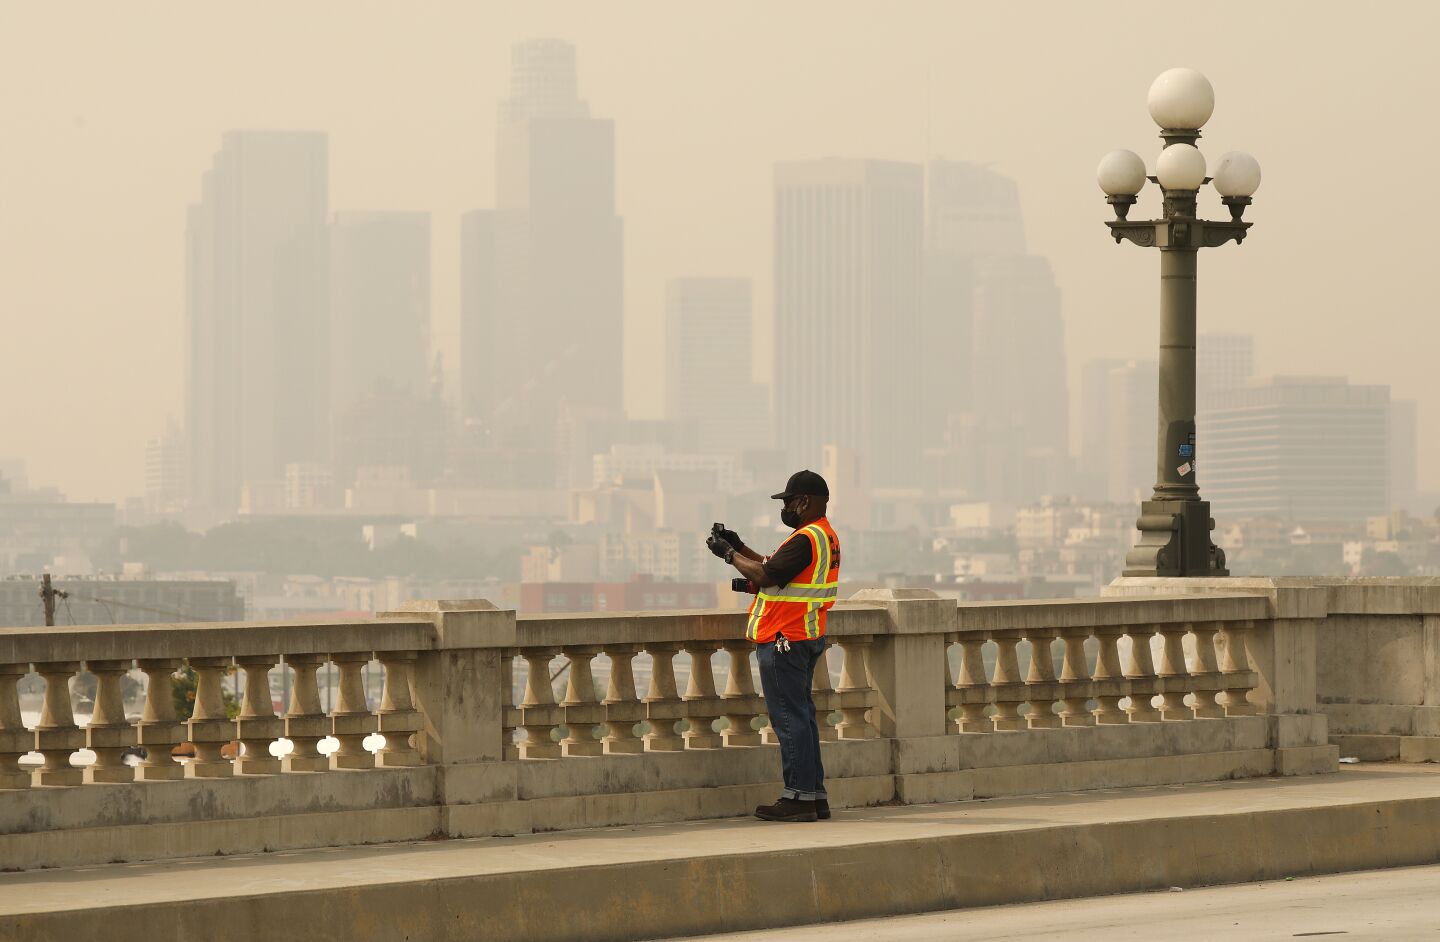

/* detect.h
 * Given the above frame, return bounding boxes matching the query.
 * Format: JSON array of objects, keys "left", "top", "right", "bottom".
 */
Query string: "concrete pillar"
[
  {"left": 386, "top": 600, "right": 514, "bottom": 766},
  {"left": 848, "top": 589, "right": 954, "bottom": 740}
]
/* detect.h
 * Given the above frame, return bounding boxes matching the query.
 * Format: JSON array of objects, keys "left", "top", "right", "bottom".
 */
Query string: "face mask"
[{"left": 781, "top": 504, "right": 803, "bottom": 529}]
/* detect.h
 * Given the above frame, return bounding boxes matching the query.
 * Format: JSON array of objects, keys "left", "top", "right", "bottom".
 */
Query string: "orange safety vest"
[{"left": 745, "top": 517, "right": 840, "bottom": 643}]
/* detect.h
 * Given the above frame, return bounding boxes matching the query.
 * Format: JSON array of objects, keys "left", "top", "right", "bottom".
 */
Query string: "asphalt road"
[{"left": 670, "top": 865, "right": 1440, "bottom": 941}]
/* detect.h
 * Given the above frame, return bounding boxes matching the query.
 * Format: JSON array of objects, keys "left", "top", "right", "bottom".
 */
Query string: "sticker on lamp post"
[
  {"left": 1177, "top": 462, "right": 1193, "bottom": 477},
  {"left": 1178, "top": 443, "right": 1194, "bottom": 458}
]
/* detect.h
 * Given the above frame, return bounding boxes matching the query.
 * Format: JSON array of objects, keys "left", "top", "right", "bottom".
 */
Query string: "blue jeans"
[{"left": 756, "top": 637, "right": 828, "bottom": 801}]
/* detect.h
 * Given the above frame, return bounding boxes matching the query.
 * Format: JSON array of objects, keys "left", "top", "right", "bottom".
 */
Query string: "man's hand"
[
  {"left": 706, "top": 534, "right": 736, "bottom": 562},
  {"left": 716, "top": 527, "right": 743, "bottom": 549}
]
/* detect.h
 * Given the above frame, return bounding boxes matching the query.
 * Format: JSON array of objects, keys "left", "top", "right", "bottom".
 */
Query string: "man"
[{"left": 706, "top": 469, "right": 840, "bottom": 823}]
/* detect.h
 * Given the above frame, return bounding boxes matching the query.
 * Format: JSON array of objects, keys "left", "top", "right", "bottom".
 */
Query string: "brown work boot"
[{"left": 754, "top": 798, "right": 818, "bottom": 822}]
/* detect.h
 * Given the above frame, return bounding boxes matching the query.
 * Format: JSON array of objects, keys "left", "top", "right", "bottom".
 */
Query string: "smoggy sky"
[{"left": 1, "top": 1, "right": 1435, "bottom": 502}]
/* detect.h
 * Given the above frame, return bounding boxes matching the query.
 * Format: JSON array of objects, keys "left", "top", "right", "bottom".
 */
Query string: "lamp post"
[{"left": 1098, "top": 68, "right": 1262, "bottom": 577}]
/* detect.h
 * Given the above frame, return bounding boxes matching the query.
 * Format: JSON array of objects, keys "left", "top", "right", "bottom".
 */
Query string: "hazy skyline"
[{"left": 2, "top": 2, "right": 1436, "bottom": 502}]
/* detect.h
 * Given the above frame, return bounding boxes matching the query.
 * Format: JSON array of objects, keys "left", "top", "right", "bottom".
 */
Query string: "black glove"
[
  {"left": 706, "top": 534, "right": 736, "bottom": 562},
  {"left": 716, "top": 527, "right": 743, "bottom": 549}
]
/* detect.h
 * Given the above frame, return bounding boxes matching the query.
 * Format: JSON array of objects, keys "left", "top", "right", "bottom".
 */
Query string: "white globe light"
[
  {"left": 1096, "top": 149, "right": 1147, "bottom": 196},
  {"left": 1212, "top": 151, "right": 1262, "bottom": 197},
  {"left": 1147, "top": 68, "right": 1215, "bottom": 130},
  {"left": 1155, "top": 143, "right": 1207, "bottom": 190}
]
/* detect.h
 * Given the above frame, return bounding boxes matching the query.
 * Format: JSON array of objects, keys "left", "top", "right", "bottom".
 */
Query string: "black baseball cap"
[{"left": 771, "top": 469, "right": 829, "bottom": 500}]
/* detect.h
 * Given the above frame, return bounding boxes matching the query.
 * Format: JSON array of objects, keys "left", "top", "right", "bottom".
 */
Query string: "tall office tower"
[
  {"left": 1197, "top": 332, "right": 1255, "bottom": 411},
  {"left": 663, "top": 278, "right": 769, "bottom": 454},
  {"left": 144, "top": 420, "right": 188, "bottom": 515},
  {"left": 1105, "top": 360, "right": 1159, "bottom": 505},
  {"left": 926, "top": 160, "right": 1026, "bottom": 257},
  {"left": 1389, "top": 399, "right": 1418, "bottom": 511},
  {"left": 969, "top": 255, "right": 1070, "bottom": 503},
  {"left": 461, "top": 39, "right": 624, "bottom": 458},
  {"left": 186, "top": 131, "right": 329, "bottom": 513},
  {"left": 773, "top": 159, "right": 924, "bottom": 487},
  {"left": 330, "top": 212, "right": 430, "bottom": 408},
  {"left": 1077, "top": 357, "right": 1126, "bottom": 495},
  {"left": 1201, "top": 376, "right": 1391, "bottom": 523},
  {"left": 920, "top": 161, "right": 1027, "bottom": 450},
  {"left": 1077, "top": 357, "right": 1157, "bottom": 502}
]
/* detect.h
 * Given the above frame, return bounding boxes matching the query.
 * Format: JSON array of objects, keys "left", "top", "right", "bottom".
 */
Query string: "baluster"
[
  {"left": 284, "top": 654, "right": 330, "bottom": 772},
  {"left": 135, "top": 659, "right": 184, "bottom": 780},
  {"left": 835, "top": 636, "right": 874, "bottom": 740},
  {"left": 810, "top": 642, "right": 837, "bottom": 743},
  {"left": 85, "top": 659, "right": 136, "bottom": 783},
  {"left": 1023, "top": 629, "right": 1060, "bottom": 729},
  {"left": 561, "top": 646, "right": 604, "bottom": 757},
  {"left": 519, "top": 649, "right": 562, "bottom": 759},
  {"left": 1189, "top": 622, "right": 1226, "bottom": 719},
  {"left": 642, "top": 642, "right": 685, "bottom": 751},
  {"left": 0, "top": 665, "right": 32, "bottom": 788},
  {"left": 376, "top": 651, "right": 423, "bottom": 766},
  {"left": 1220, "top": 620, "right": 1257, "bottom": 716},
  {"left": 330, "top": 652, "right": 377, "bottom": 769},
  {"left": 721, "top": 642, "right": 762, "bottom": 746},
  {"left": 601, "top": 645, "right": 645, "bottom": 754},
  {"left": 1057, "top": 627, "right": 1094, "bottom": 727},
  {"left": 1091, "top": 626, "right": 1130, "bottom": 725},
  {"left": 682, "top": 643, "right": 724, "bottom": 749},
  {"left": 956, "top": 633, "right": 992, "bottom": 733},
  {"left": 32, "top": 661, "right": 83, "bottom": 786},
  {"left": 1123, "top": 626, "right": 1162, "bottom": 723},
  {"left": 990, "top": 630, "right": 1026, "bottom": 731},
  {"left": 235, "top": 655, "right": 282, "bottom": 774},
  {"left": 1156, "top": 623, "right": 1194, "bottom": 721},
  {"left": 186, "top": 656, "right": 236, "bottom": 778}
]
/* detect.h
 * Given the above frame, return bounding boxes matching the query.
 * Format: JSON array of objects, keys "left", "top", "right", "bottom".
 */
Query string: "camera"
[{"left": 731, "top": 577, "right": 757, "bottom": 595}]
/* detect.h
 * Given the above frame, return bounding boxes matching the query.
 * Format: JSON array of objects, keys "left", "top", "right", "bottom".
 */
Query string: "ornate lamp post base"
[{"left": 1124, "top": 499, "right": 1228, "bottom": 577}]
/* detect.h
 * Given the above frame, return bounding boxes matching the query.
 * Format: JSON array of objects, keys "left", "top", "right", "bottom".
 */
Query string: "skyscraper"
[
  {"left": 1105, "top": 360, "right": 1159, "bottom": 505},
  {"left": 773, "top": 159, "right": 924, "bottom": 487},
  {"left": 920, "top": 161, "right": 1027, "bottom": 449},
  {"left": 462, "top": 39, "right": 623, "bottom": 447},
  {"left": 186, "top": 131, "right": 329, "bottom": 513},
  {"left": 969, "top": 255, "right": 1069, "bottom": 503},
  {"left": 330, "top": 212, "right": 430, "bottom": 408},
  {"left": 1197, "top": 332, "right": 1255, "bottom": 411},
  {"left": 1201, "top": 376, "right": 1390, "bottom": 523},
  {"left": 1077, "top": 357, "right": 1157, "bottom": 503},
  {"left": 1078, "top": 357, "right": 1126, "bottom": 494},
  {"left": 921, "top": 161, "right": 1069, "bottom": 504},
  {"left": 663, "top": 278, "right": 769, "bottom": 454}
]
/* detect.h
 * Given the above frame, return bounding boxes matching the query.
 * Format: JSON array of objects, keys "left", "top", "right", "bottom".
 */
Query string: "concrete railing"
[
  {"left": 1107, "top": 577, "right": 1440, "bottom": 763},
  {"left": 0, "top": 587, "right": 1344, "bottom": 870}
]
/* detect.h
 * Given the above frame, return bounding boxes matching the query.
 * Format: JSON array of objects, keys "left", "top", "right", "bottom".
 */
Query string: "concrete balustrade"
[
  {"left": 0, "top": 586, "right": 1355, "bottom": 872},
  {"left": 945, "top": 608, "right": 1259, "bottom": 733}
]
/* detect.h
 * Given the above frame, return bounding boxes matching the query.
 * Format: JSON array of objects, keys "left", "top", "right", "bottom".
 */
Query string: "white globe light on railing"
[
  {"left": 1155, "top": 143, "right": 1206, "bottom": 190},
  {"left": 1147, "top": 68, "right": 1215, "bottom": 130},
  {"left": 1096, "top": 149, "right": 1147, "bottom": 196},
  {"left": 1212, "top": 151, "right": 1262, "bottom": 197}
]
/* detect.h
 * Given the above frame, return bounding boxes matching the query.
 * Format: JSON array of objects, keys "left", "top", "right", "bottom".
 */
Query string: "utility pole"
[{"left": 39, "top": 574, "right": 68, "bottom": 627}]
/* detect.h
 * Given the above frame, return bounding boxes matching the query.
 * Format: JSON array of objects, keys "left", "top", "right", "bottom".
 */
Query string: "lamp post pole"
[{"left": 1097, "top": 69, "right": 1262, "bottom": 578}]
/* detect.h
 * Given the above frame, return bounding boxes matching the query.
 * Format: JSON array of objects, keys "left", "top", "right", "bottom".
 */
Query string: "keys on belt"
[{"left": 775, "top": 636, "right": 791, "bottom": 653}]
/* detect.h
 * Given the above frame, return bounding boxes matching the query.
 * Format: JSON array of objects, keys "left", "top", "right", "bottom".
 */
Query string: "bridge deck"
[{"left": 2, "top": 764, "right": 1438, "bottom": 941}]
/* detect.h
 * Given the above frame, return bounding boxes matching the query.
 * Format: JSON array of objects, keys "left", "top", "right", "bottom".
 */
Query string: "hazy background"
[{"left": 1, "top": 1, "right": 1434, "bottom": 502}]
